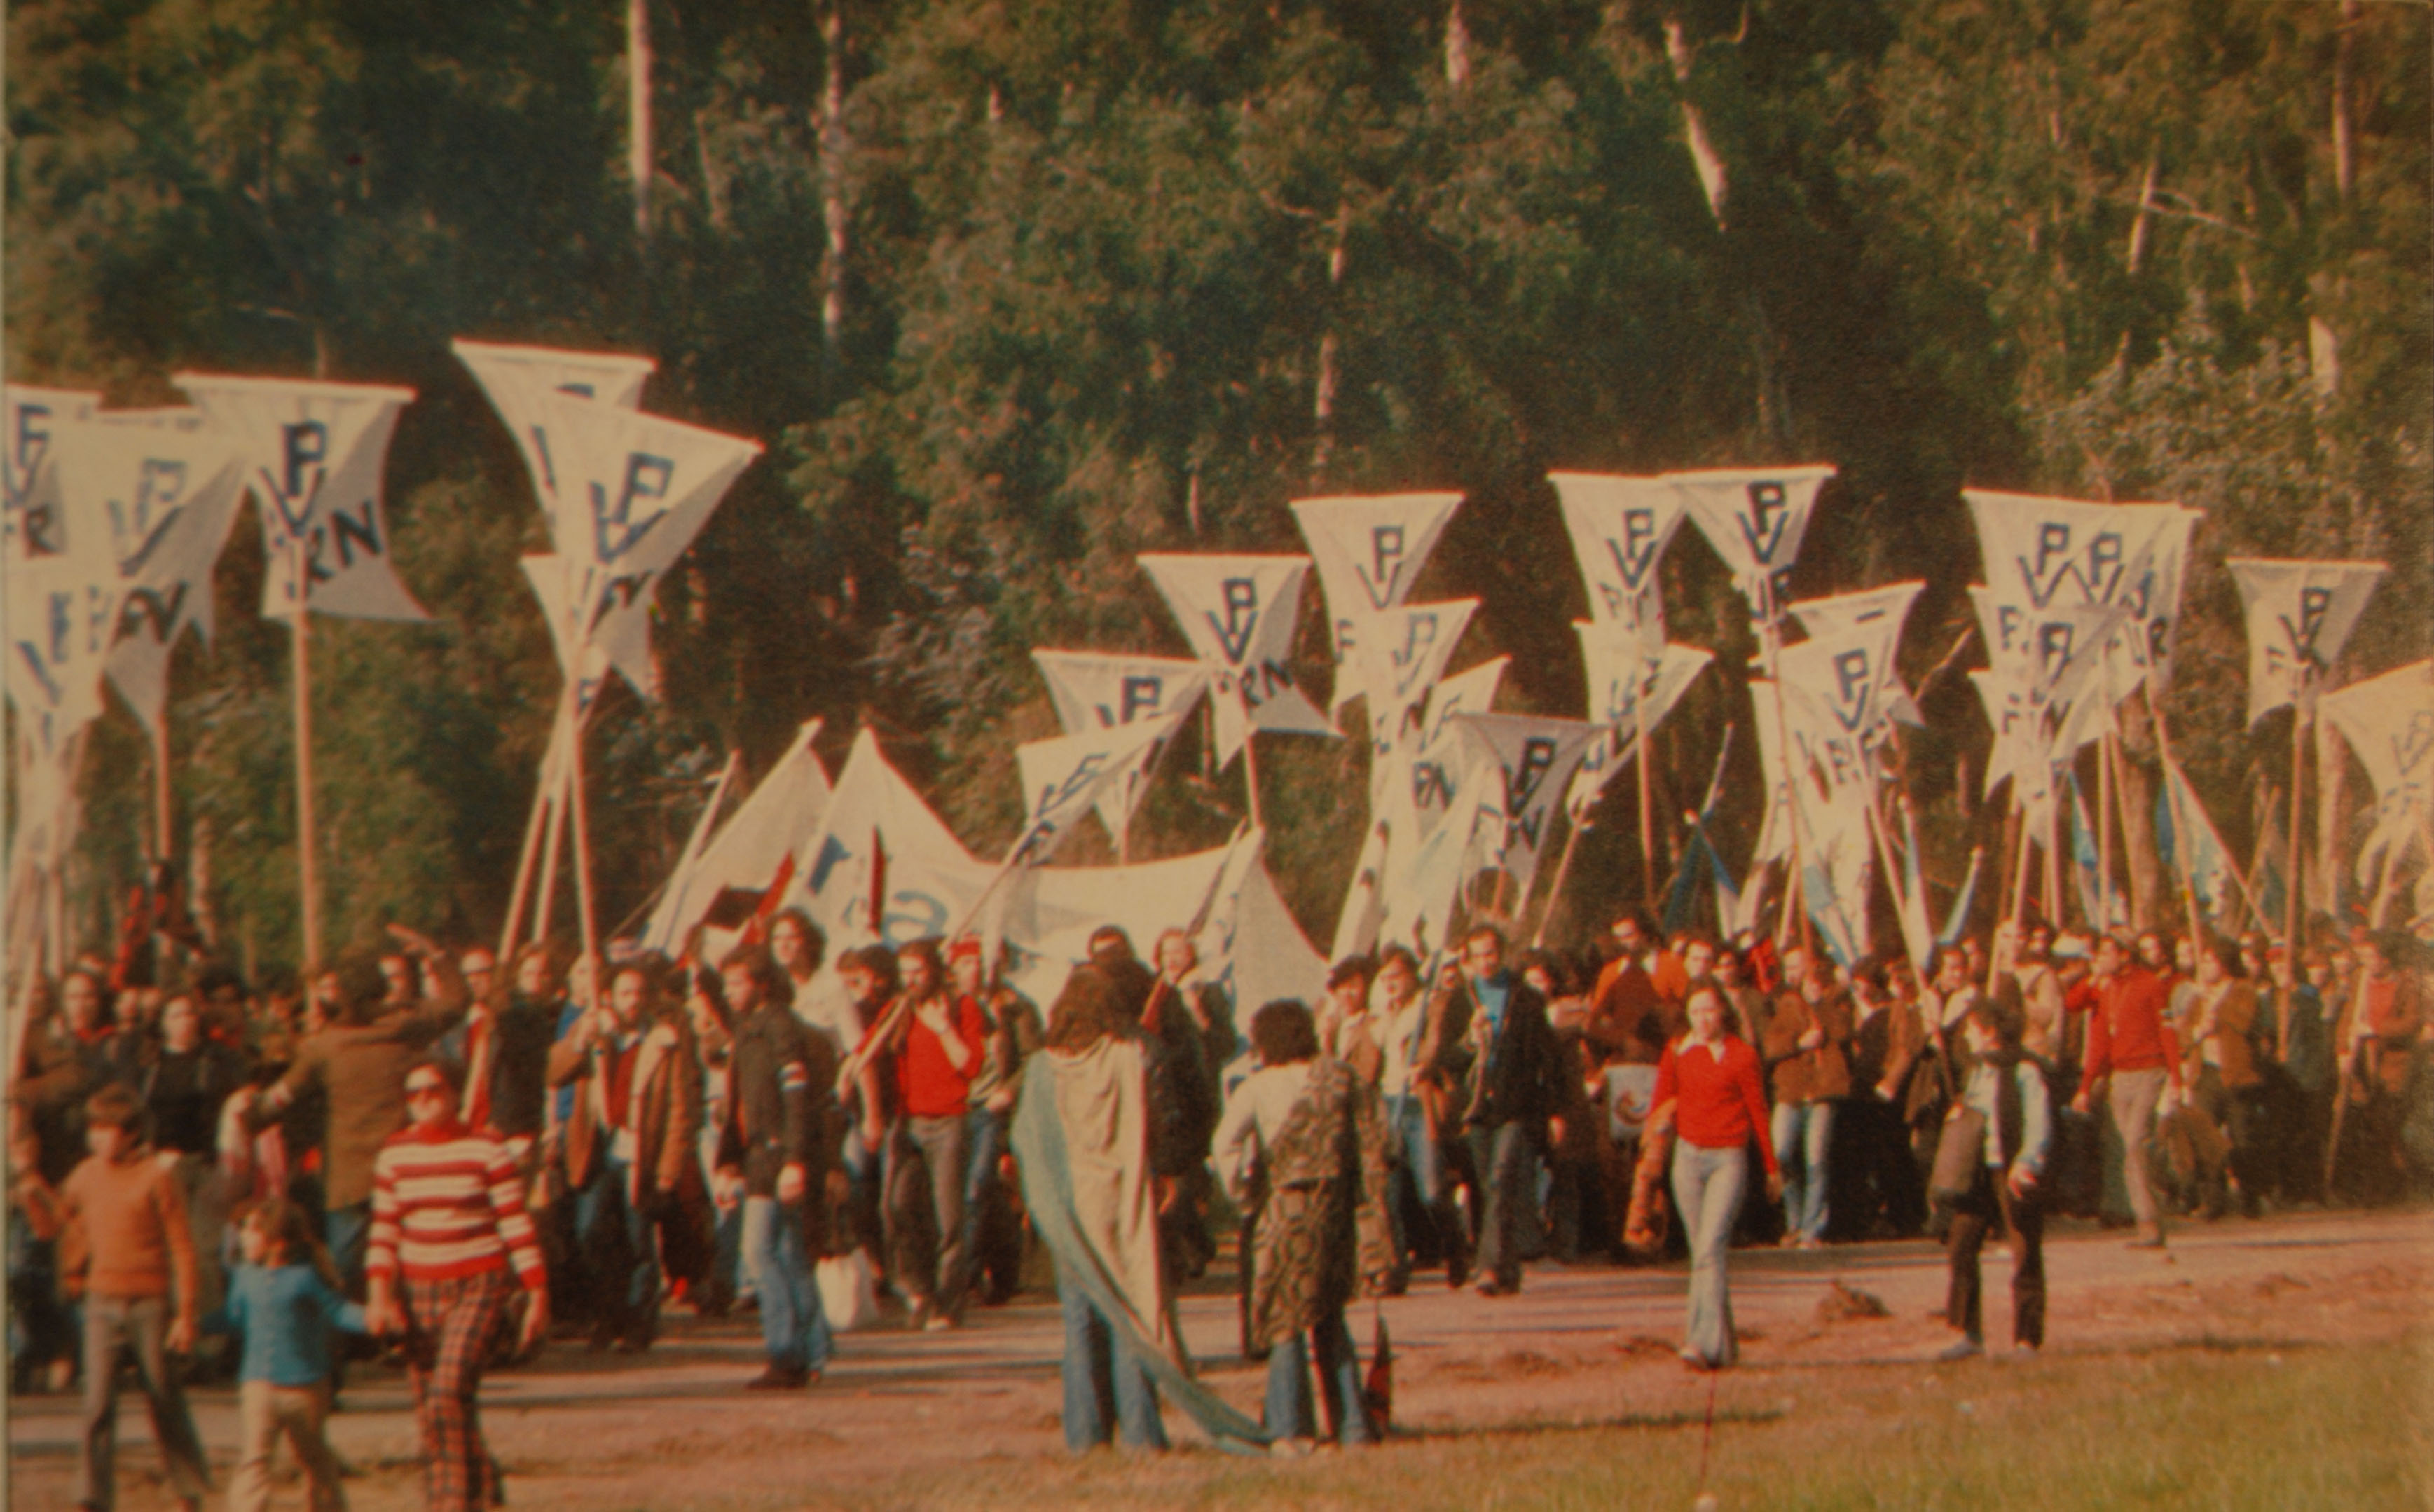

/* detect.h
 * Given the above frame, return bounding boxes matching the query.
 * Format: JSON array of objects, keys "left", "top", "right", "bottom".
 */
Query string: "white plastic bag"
[{"left": 816, "top": 1249, "right": 880, "bottom": 1333}]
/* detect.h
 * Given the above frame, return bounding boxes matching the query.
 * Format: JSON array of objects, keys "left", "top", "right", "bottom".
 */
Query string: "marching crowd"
[{"left": 10, "top": 896, "right": 2434, "bottom": 1506}]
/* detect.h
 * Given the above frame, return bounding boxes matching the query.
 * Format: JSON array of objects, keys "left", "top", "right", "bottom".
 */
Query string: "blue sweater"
[{"left": 212, "top": 1262, "right": 368, "bottom": 1387}]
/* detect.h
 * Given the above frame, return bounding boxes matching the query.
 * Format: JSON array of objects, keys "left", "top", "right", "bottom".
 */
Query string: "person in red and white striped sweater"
[{"left": 365, "top": 1055, "right": 549, "bottom": 1512}]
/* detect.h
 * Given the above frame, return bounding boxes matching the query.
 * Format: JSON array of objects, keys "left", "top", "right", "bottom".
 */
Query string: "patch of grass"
[{"left": 804, "top": 1335, "right": 2430, "bottom": 1512}]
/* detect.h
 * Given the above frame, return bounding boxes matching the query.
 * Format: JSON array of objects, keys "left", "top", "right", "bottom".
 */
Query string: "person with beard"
[
  {"left": 837, "top": 944, "right": 901, "bottom": 1272},
  {"left": 442, "top": 945, "right": 559, "bottom": 1162},
  {"left": 874, "top": 939, "right": 986, "bottom": 1330}
]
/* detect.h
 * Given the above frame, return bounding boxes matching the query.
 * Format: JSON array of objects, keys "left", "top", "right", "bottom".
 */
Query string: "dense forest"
[{"left": 7, "top": 0, "right": 2429, "bottom": 974}]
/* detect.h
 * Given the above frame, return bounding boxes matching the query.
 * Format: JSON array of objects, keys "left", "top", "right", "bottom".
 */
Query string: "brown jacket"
[
  {"left": 1761, "top": 984, "right": 1855, "bottom": 1104},
  {"left": 261, "top": 994, "right": 468, "bottom": 1209},
  {"left": 548, "top": 1013, "right": 702, "bottom": 1205},
  {"left": 2186, "top": 980, "right": 2262, "bottom": 1092}
]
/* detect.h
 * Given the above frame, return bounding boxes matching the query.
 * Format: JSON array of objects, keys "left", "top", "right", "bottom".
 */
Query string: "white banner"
[
  {"left": 1778, "top": 582, "right": 1921, "bottom": 756},
  {"left": 1787, "top": 580, "right": 1924, "bottom": 731},
  {"left": 1138, "top": 553, "right": 1332, "bottom": 767},
  {"left": 1967, "top": 667, "right": 2057, "bottom": 832},
  {"left": 1675, "top": 465, "right": 1835, "bottom": 624},
  {"left": 174, "top": 373, "right": 428, "bottom": 621},
  {"left": 1377, "top": 654, "right": 1509, "bottom": 846},
  {"left": 62, "top": 411, "right": 248, "bottom": 735},
  {"left": 5, "top": 551, "right": 122, "bottom": 763},
  {"left": 1551, "top": 472, "right": 1685, "bottom": 632},
  {"left": 2318, "top": 659, "right": 2434, "bottom": 886},
  {"left": 1567, "top": 626, "right": 1712, "bottom": 819},
  {"left": 523, "top": 393, "right": 759, "bottom": 673},
  {"left": 1452, "top": 713, "right": 1602, "bottom": 898},
  {"left": 1337, "top": 599, "right": 1478, "bottom": 732},
  {"left": 2225, "top": 557, "right": 2387, "bottom": 726},
  {"left": 452, "top": 338, "right": 656, "bottom": 549},
  {"left": 4, "top": 386, "right": 99, "bottom": 558},
  {"left": 643, "top": 720, "right": 830, "bottom": 952},
  {"left": 1004, "top": 830, "right": 1257, "bottom": 1008},
  {"left": 1329, "top": 817, "right": 1391, "bottom": 963},
  {"left": 1290, "top": 491, "right": 1462, "bottom": 664},
  {"left": 1966, "top": 488, "right": 2195, "bottom": 710},
  {"left": 782, "top": 729, "right": 994, "bottom": 951},
  {"left": 2106, "top": 507, "right": 2201, "bottom": 699}
]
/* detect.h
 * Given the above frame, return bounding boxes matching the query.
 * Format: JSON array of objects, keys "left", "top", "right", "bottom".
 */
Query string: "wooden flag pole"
[
  {"left": 530, "top": 735, "right": 575, "bottom": 961},
  {"left": 1242, "top": 728, "right": 1267, "bottom": 830},
  {"left": 152, "top": 717, "right": 174, "bottom": 868},
  {"left": 497, "top": 687, "right": 576, "bottom": 961},
  {"left": 1761, "top": 617, "right": 1816, "bottom": 958},
  {"left": 1528, "top": 816, "right": 1588, "bottom": 949},
  {"left": 2098, "top": 731, "right": 2117, "bottom": 931},
  {"left": 2286, "top": 701, "right": 2309, "bottom": 954},
  {"left": 1635, "top": 675, "right": 1656, "bottom": 907},
  {"left": 566, "top": 684, "right": 605, "bottom": 1013},
  {"left": 289, "top": 542, "right": 323, "bottom": 977}
]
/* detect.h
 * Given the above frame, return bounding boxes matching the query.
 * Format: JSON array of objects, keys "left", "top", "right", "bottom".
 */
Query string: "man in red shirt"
[
  {"left": 883, "top": 939, "right": 987, "bottom": 1328},
  {"left": 2070, "top": 934, "right": 2183, "bottom": 1249}
]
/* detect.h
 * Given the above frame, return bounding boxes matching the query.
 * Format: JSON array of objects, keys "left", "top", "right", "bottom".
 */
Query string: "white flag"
[
  {"left": 1011, "top": 717, "right": 1176, "bottom": 867},
  {"left": 1963, "top": 490, "right": 2180, "bottom": 613},
  {"left": 1779, "top": 582, "right": 1921, "bottom": 754},
  {"left": 2107, "top": 507, "right": 2201, "bottom": 699},
  {"left": 2225, "top": 557, "right": 2387, "bottom": 726},
  {"left": 452, "top": 338, "right": 656, "bottom": 549},
  {"left": 1551, "top": 472, "right": 1685, "bottom": 631},
  {"left": 1338, "top": 599, "right": 1478, "bottom": 731},
  {"left": 174, "top": 373, "right": 427, "bottom": 621},
  {"left": 5, "top": 551, "right": 123, "bottom": 762},
  {"left": 521, "top": 554, "right": 656, "bottom": 706},
  {"left": 1967, "top": 667, "right": 2058, "bottom": 832},
  {"left": 643, "top": 720, "right": 830, "bottom": 953},
  {"left": 1378, "top": 655, "right": 1509, "bottom": 846},
  {"left": 1209, "top": 863, "right": 1328, "bottom": 1033},
  {"left": 4, "top": 386, "right": 99, "bottom": 558},
  {"left": 784, "top": 729, "right": 994, "bottom": 950},
  {"left": 1567, "top": 626, "right": 1712, "bottom": 818},
  {"left": 66, "top": 411, "right": 248, "bottom": 735},
  {"left": 1454, "top": 713, "right": 1602, "bottom": 897},
  {"left": 1377, "top": 804, "right": 1479, "bottom": 963},
  {"left": 1330, "top": 818, "right": 1391, "bottom": 963},
  {"left": 1675, "top": 464, "right": 1835, "bottom": 624},
  {"left": 1137, "top": 553, "right": 1331, "bottom": 767},
  {"left": 523, "top": 393, "right": 759, "bottom": 668},
  {"left": 1290, "top": 491, "right": 1462, "bottom": 662},
  {"left": 2318, "top": 659, "right": 2434, "bottom": 886},
  {"left": 1006, "top": 830, "right": 1262, "bottom": 1009},
  {"left": 1031, "top": 649, "right": 1209, "bottom": 838}
]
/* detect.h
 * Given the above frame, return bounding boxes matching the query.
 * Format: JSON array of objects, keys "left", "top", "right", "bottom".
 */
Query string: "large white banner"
[
  {"left": 5, "top": 549, "right": 123, "bottom": 763},
  {"left": 1675, "top": 465, "right": 1835, "bottom": 624},
  {"left": 2318, "top": 658, "right": 2434, "bottom": 886},
  {"left": 1290, "top": 491, "right": 1462, "bottom": 664},
  {"left": 1137, "top": 553, "right": 1332, "bottom": 767},
  {"left": 521, "top": 393, "right": 759, "bottom": 674},
  {"left": 1337, "top": 598, "right": 1478, "bottom": 732},
  {"left": 782, "top": 729, "right": 995, "bottom": 951},
  {"left": 643, "top": 720, "right": 830, "bottom": 952},
  {"left": 4, "top": 385, "right": 99, "bottom": 558},
  {"left": 519, "top": 553, "right": 655, "bottom": 706},
  {"left": 452, "top": 338, "right": 656, "bottom": 550},
  {"left": 1551, "top": 472, "right": 1685, "bottom": 632},
  {"left": 68, "top": 410, "right": 249, "bottom": 735},
  {"left": 1452, "top": 712, "right": 1602, "bottom": 898},
  {"left": 1965, "top": 488, "right": 2194, "bottom": 709},
  {"left": 1377, "top": 654, "right": 1509, "bottom": 846},
  {"left": 1031, "top": 649, "right": 1209, "bottom": 839},
  {"left": 174, "top": 373, "right": 427, "bottom": 622},
  {"left": 2225, "top": 557, "right": 2387, "bottom": 726}
]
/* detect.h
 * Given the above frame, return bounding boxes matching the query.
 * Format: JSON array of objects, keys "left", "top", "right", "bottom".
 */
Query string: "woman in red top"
[
  {"left": 1651, "top": 985, "right": 1782, "bottom": 1370},
  {"left": 883, "top": 940, "right": 988, "bottom": 1328}
]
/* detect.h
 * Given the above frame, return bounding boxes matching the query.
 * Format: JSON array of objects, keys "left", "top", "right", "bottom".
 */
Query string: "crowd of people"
[{"left": 10, "top": 893, "right": 2434, "bottom": 1502}]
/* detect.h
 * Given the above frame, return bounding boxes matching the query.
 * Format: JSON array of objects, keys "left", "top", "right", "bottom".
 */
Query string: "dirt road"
[{"left": 12, "top": 1206, "right": 2428, "bottom": 1509}]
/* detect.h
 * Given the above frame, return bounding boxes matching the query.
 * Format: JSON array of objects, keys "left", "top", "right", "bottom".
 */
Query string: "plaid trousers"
[{"left": 403, "top": 1267, "right": 516, "bottom": 1512}]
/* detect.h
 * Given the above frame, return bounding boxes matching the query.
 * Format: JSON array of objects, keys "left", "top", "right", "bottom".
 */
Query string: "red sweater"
[
  {"left": 2077, "top": 966, "right": 2184, "bottom": 1097},
  {"left": 897, "top": 997, "right": 986, "bottom": 1118},
  {"left": 1652, "top": 1036, "right": 1779, "bottom": 1176}
]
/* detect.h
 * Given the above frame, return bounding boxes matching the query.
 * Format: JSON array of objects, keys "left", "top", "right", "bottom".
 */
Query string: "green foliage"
[{"left": 7, "top": 0, "right": 2427, "bottom": 968}]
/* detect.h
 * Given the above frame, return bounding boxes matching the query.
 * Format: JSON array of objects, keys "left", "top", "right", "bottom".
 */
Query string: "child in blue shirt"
[{"left": 210, "top": 1199, "right": 365, "bottom": 1511}]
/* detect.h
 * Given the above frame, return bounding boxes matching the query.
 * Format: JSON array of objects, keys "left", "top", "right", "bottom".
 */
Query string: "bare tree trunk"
[
  {"left": 1445, "top": 0, "right": 1472, "bottom": 88},
  {"left": 1664, "top": 18, "right": 1728, "bottom": 229},
  {"left": 2125, "top": 149, "right": 2159, "bottom": 273},
  {"left": 629, "top": 0, "right": 653, "bottom": 242},
  {"left": 697, "top": 109, "right": 731, "bottom": 231},
  {"left": 1311, "top": 203, "right": 1349, "bottom": 485},
  {"left": 2332, "top": 0, "right": 2360, "bottom": 207},
  {"left": 819, "top": 1, "right": 850, "bottom": 375}
]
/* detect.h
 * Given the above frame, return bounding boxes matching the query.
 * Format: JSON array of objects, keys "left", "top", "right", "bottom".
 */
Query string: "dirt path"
[{"left": 13, "top": 1207, "right": 2429, "bottom": 1510}]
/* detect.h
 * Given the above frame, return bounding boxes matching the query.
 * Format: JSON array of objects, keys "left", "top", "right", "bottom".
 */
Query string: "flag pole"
[
  {"left": 566, "top": 682, "right": 605, "bottom": 1013},
  {"left": 1761, "top": 616, "right": 1815, "bottom": 958},
  {"left": 1243, "top": 730, "right": 1266, "bottom": 830},
  {"left": 1635, "top": 666, "right": 1656, "bottom": 907},
  {"left": 2286, "top": 698, "right": 2309, "bottom": 955},
  {"left": 2098, "top": 730, "right": 2117, "bottom": 930},
  {"left": 531, "top": 734, "right": 575, "bottom": 959},
  {"left": 497, "top": 687, "right": 575, "bottom": 961},
  {"left": 290, "top": 541, "right": 323, "bottom": 977},
  {"left": 1528, "top": 816, "right": 1587, "bottom": 949}
]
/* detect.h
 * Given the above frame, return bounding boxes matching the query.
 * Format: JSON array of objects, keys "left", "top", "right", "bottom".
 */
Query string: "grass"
[{"left": 813, "top": 1334, "right": 2432, "bottom": 1512}]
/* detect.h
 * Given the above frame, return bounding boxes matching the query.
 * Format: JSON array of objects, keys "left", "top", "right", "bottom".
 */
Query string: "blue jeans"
[
  {"left": 1386, "top": 1096, "right": 1463, "bottom": 1275},
  {"left": 741, "top": 1195, "right": 830, "bottom": 1373},
  {"left": 572, "top": 1155, "right": 658, "bottom": 1336},
  {"left": 1054, "top": 1266, "right": 1165, "bottom": 1452},
  {"left": 1771, "top": 1100, "right": 1836, "bottom": 1241},
  {"left": 1264, "top": 1310, "right": 1373, "bottom": 1444},
  {"left": 1464, "top": 1120, "right": 1534, "bottom": 1288},
  {"left": 1670, "top": 1141, "right": 1749, "bottom": 1366},
  {"left": 962, "top": 1108, "right": 1005, "bottom": 1283},
  {"left": 324, "top": 1202, "right": 373, "bottom": 1296}
]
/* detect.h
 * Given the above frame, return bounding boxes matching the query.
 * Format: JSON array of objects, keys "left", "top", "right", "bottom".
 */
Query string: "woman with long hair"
[{"left": 1651, "top": 984, "right": 1780, "bottom": 1370}]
